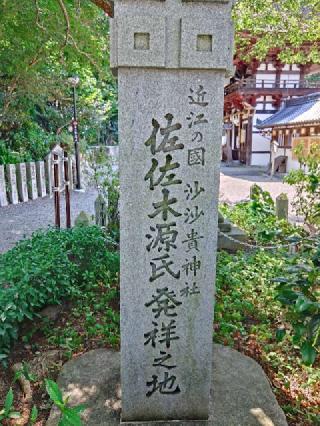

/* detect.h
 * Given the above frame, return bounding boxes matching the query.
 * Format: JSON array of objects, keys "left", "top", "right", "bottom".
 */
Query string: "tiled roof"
[{"left": 257, "top": 92, "right": 320, "bottom": 129}]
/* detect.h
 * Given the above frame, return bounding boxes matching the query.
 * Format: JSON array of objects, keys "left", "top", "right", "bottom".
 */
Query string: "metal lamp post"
[{"left": 68, "top": 76, "right": 82, "bottom": 190}]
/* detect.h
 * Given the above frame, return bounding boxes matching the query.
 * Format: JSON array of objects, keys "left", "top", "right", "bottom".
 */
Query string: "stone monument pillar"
[
  {"left": 0, "top": 165, "right": 8, "bottom": 207},
  {"left": 16, "top": 163, "right": 29, "bottom": 202},
  {"left": 45, "top": 154, "right": 53, "bottom": 197},
  {"left": 6, "top": 164, "right": 19, "bottom": 205},
  {"left": 111, "top": 0, "right": 234, "bottom": 422},
  {"left": 36, "top": 161, "right": 47, "bottom": 197},
  {"left": 26, "top": 162, "right": 38, "bottom": 200}
]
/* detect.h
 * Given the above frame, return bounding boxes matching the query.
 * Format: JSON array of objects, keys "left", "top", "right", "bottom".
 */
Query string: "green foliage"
[
  {"left": 0, "top": 226, "right": 119, "bottom": 358},
  {"left": 0, "top": 0, "right": 117, "bottom": 158},
  {"left": 215, "top": 246, "right": 319, "bottom": 422},
  {"left": 215, "top": 249, "right": 284, "bottom": 344},
  {"left": 234, "top": 0, "right": 320, "bottom": 63},
  {"left": 45, "top": 379, "right": 85, "bottom": 426},
  {"left": 284, "top": 143, "right": 320, "bottom": 232},
  {"left": 273, "top": 238, "right": 320, "bottom": 366},
  {"left": 0, "top": 388, "right": 21, "bottom": 422},
  {"left": 45, "top": 283, "right": 120, "bottom": 357},
  {"left": 0, "top": 122, "right": 55, "bottom": 164},
  {"left": 84, "top": 147, "right": 120, "bottom": 239},
  {"left": 220, "top": 184, "right": 302, "bottom": 243},
  {"left": 0, "top": 140, "right": 25, "bottom": 164},
  {"left": 13, "top": 361, "right": 38, "bottom": 384},
  {"left": 30, "top": 405, "right": 39, "bottom": 425}
]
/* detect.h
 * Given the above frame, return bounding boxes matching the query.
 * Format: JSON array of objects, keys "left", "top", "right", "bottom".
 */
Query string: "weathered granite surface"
[
  {"left": 112, "top": 0, "right": 234, "bottom": 420},
  {"left": 45, "top": 154, "right": 53, "bottom": 196},
  {"left": 5, "top": 164, "right": 19, "bottom": 204},
  {"left": 16, "top": 163, "right": 29, "bottom": 202},
  {"left": 26, "top": 162, "right": 38, "bottom": 200},
  {"left": 46, "top": 345, "right": 288, "bottom": 426},
  {"left": 0, "top": 165, "right": 8, "bottom": 207},
  {"left": 36, "top": 160, "right": 47, "bottom": 197},
  {"left": 275, "top": 193, "right": 289, "bottom": 221},
  {"left": 119, "top": 67, "right": 225, "bottom": 422}
]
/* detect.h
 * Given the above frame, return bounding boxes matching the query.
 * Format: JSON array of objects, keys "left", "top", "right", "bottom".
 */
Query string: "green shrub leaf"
[
  {"left": 4, "top": 388, "right": 13, "bottom": 415},
  {"left": 45, "top": 380, "right": 64, "bottom": 405},
  {"left": 301, "top": 341, "right": 317, "bottom": 366}
]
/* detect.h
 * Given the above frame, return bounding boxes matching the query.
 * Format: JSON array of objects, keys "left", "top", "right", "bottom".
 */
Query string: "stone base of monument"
[{"left": 46, "top": 345, "right": 287, "bottom": 426}]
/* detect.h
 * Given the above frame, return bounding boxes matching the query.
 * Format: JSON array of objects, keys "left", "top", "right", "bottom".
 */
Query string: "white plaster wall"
[
  {"left": 257, "top": 63, "right": 267, "bottom": 71},
  {"left": 251, "top": 153, "right": 270, "bottom": 166},
  {"left": 252, "top": 135, "right": 270, "bottom": 151},
  {"left": 265, "top": 103, "right": 276, "bottom": 110},
  {"left": 280, "top": 73, "right": 300, "bottom": 88},
  {"left": 277, "top": 148, "right": 301, "bottom": 171},
  {"left": 256, "top": 73, "right": 276, "bottom": 88}
]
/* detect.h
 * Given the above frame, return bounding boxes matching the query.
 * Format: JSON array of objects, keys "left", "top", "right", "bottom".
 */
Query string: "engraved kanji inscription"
[
  {"left": 145, "top": 114, "right": 183, "bottom": 155},
  {"left": 182, "top": 228, "right": 204, "bottom": 252},
  {"left": 145, "top": 288, "right": 182, "bottom": 317},
  {"left": 144, "top": 155, "right": 182, "bottom": 190},
  {"left": 186, "top": 112, "right": 208, "bottom": 129},
  {"left": 144, "top": 321, "right": 159, "bottom": 348},
  {"left": 192, "top": 131, "right": 203, "bottom": 143},
  {"left": 152, "top": 351, "right": 176, "bottom": 369},
  {"left": 184, "top": 206, "right": 204, "bottom": 224},
  {"left": 146, "top": 222, "right": 178, "bottom": 252},
  {"left": 182, "top": 256, "right": 201, "bottom": 277},
  {"left": 144, "top": 320, "right": 179, "bottom": 348},
  {"left": 188, "top": 148, "right": 205, "bottom": 166},
  {"left": 184, "top": 181, "right": 205, "bottom": 201},
  {"left": 188, "top": 85, "right": 209, "bottom": 107},
  {"left": 148, "top": 188, "right": 182, "bottom": 221},
  {"left": 180, "top": 282, "right": 200, "bottom": 297},
  {"left": 149, "top": 254, "right": 180, "bottom": 282},
  {"left": 146, "top": 372, "right": 181, "bottom": 397}
]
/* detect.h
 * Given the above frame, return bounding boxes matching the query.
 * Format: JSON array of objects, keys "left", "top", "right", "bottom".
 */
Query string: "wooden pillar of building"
[{"left": 246, "top": 115, "right": 253, "bottom": 166}]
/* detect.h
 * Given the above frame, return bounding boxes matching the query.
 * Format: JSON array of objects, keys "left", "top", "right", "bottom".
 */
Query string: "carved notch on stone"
[
  {"left": 134, "top": 32, "right": 150, "bottom": 50},
  {"left": 196, "top": 34, "right": 213, "bottom": 52}
]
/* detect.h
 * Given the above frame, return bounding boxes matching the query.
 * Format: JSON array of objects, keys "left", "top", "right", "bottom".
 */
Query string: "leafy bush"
[
  {"left": 0, "top": 226, "right": 119, "bottom": 359},
  {"left": 0, "top": 122, "right": 55, "bottom": 165},
  {"left": 46, "top": 379, "right": 84, "bottom": 426},
  {"left": 220, "top": 184, "right": 303, "bottom": 243},
  {"left": 273, "top": 238, "right": 320, "bottom": 366},
  {"left": 215, "top": 249, "right": 284, "bottom": 343},
  {"left": 284, "top": 143, "right": 320, "bottom": 233},
  {"left": 0, "top": 141, "right": 25, "bottom": 165},
  {"left": 0, "top": 388, "right": 20, "bottom": 422},
  {"left": 84, "top": 147, "right": 120, "bottom": 240},
  {"left": 215, "top": 247, "right": 319, "bottom": 423}
]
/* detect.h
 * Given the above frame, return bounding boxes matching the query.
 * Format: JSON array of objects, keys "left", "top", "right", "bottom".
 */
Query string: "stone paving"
[
  {"left": 0, "top": 165, "right": 298, "bottom": 253},
  {"left": 219, "top": 164, "right": 297, "bottom": 219},
  {"left": 0, "top": 188, "right": 98, "bottom": 253}
]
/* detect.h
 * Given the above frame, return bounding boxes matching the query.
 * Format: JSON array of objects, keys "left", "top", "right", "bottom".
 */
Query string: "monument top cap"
[{"left": 110, "top": 0, "right": 234, "bottom": 74}]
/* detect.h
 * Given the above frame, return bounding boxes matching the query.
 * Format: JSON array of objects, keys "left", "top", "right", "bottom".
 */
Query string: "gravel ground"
[
  {"left": 219, "top": 165, "right": 296, "bottom": 203},
  {"left": 0, "top": 165, "right": 299, "bottom": 253},
  {"left": 0, "top": 188, "right": 98, "bottom": 253},
  {"left": 219, "top": 164, "right": 298, "bottom": 220}
]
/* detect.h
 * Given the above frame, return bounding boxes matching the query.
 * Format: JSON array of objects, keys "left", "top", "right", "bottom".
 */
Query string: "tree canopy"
[
  {"left": 0, "top": 0, "right": 116, "bottom": 158},
  {"left": 234, "top": 0, "right": 320, "bottom": 63},
  {"left": 0, "top": 0, "right": 319, "bottom": 159}
]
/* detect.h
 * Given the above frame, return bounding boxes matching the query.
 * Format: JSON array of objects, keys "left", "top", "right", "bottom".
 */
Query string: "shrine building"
[
  {"left": 223, "top": 53, "right": 320, "bottom": 167},
  {"left": 256, "top": 92, "right": 320, "bottom": 172}
]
